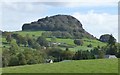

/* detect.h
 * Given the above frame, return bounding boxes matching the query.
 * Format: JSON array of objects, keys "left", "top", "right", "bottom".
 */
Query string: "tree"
[
  {"left": 23, "top": 49, "right": 34, "bottom": 64},
  {"left": 87, "top": 44, "right": 92, "bottom": 48},
  {"left": 51, "top": 36, "right": 57, "bottom": 42},
  {"left": 48, "top": 48, "right": 63, "bottom": 62},
  {"left": 9, "top": 40, "right": 19, "bottom": 55},
  {"left": 37, "top": 36, "right": 48, "bottom": 47},
  {"left": 73, "top": 50, "right": 82, "bottom": 60},
  {"left": 98, "top": 49, "right": 105, "bottom": 59},
  {"left": 91, "top": 47, "right": 99, "bottom": 55},
  {"left": 9, "top": 55, "right": 19, "bottom": 66},
  {"left": 99, "top": 34, "right": 111, "bottom": 43},
  {"left": 62, "top": 50, "right": 74, "bottom": 60},
  {"left": 105, "top": 35, "right": 117, "bottom": 55},
  {"left": 2, "top": 48, "right": 11, "bottom": 67},
  {"left": 6, "top": 34, "right": 12, "bottom": 43},
  {"left": 21, "top": 37, "right": 28, "bottom": 47},
  {"left": 116, "top": 49, "right": 120, "bottom": 58},
  {"left": 15, "top": 34, "right": 23, "bottom": 46},
  {"left": 65, "top": 47, "right": 69, "bottom": 51},
  {"left": 73, "top": 50, "right": 95, "bottom": 60},
  {"left": 74, "top": 39, "right": 83, "bottom": 45},
  {"left": 17, "top": 53, "right": 27, "bottom": 65},
  {"left": 2, "top": 32, "right": 12, "bottom": 37},
  {"left": 27, "top": 37, "right": 34, "bottom": 47},
  {"left": 106, "top": 45, "right": 117, "bottom": 55},
  {"left": 23, "top": 48, "right": 46, "bottom": 65},
  {"left": 116, "top": 43, "right": 120, "bottom": 58},
  {"left": 108, "top": 34, "right": 116, "bottom": 45},
  {"left": 32, "top": 42, "right": 41, "bottom": 49}
]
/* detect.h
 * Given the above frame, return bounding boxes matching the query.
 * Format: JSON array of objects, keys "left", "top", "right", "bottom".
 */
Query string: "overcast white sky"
[{"left": 0, "top": 0, "right": 119, "bottom": 40}]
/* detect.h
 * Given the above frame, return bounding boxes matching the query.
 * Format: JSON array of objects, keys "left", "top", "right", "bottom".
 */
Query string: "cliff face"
[{"left": 22, "top": 14, "right": 95, "bottom": 39}]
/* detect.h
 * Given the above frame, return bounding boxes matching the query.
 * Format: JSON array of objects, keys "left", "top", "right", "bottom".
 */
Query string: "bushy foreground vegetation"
[{"left": 2, "top": 59, "right": 118, "bottom": 73}]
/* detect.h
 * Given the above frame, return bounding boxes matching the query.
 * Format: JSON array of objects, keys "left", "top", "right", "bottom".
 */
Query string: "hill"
[
  {"left": 2, "top": 31, "right": 106, "bottom": 51},
  {"left": 2, "top": 59, "right": 118, "bottom": 73},
  {"left": 22, "top": 15, "right": 95, "bottom": 39}
]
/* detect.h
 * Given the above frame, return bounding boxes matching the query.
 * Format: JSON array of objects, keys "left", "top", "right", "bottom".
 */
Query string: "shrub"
[
  {"left": 87, "top": 44, "right": 92, "bottom": 48},
  {"left": 74, "top": 39, "right": 83, "bottom": 45}
]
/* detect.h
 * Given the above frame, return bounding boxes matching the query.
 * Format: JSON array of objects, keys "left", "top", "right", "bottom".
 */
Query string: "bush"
[
  {"left": 17, "top": 53, "right": 27, "bottom": 65},
  {"left": 9, "top": 55, "right": 19, "bottom": 66},
  {"left": 87, "top": 44, "right": 92, "bottom": 48},
  {"left": 74, "top": 39, "right": 83, "bottom": 45}
]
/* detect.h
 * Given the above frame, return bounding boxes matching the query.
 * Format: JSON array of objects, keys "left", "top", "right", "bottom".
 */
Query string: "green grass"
[
  {"left": 14, "top": 31, "right": 44, "bottom": 38},
  {"left": 47, "top": 38, "right": 106, "bottom": 51},
  {"left": 2, "top": 37, "right": 10, "bottom": 48},
  {"left": 2, "top": 59, "right": 118, "bottom": 73},
  {"left": 47, "top": 38, "right": 75, "bottom": 45}
]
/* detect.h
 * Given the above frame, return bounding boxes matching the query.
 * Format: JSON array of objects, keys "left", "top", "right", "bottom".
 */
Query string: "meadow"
[
  {"left": 14, "top": 31, "right": 44, "bottom": 37},
  {"left": 2, "top": 59, "right": 118, "bottom": 73}
]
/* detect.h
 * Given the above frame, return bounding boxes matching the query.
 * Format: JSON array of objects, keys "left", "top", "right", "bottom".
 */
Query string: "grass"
[
  {"left": 2, "top": 59, "right": 118, "bottom": 73},
  {"left": 47, "top": 38, "right": 106, "bottom": 51},
  {"left": 69, "top": 46, "right": 92, "bottom": 51},
  {"left": 14, "top": 31, "right": 44, "bottom": 38},
  {"left": 47, "top": 38, "right": 75, "bottom": 45}
]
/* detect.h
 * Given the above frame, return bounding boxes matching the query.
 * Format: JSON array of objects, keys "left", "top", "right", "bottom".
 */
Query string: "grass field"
[
  {"left": 47, "top": 38, "right": 106, "bottom": 51},
  {"left": 14, "top": 31, "right": 44, "bottom": 38},
  {"left": 2, "top": 59, "right": 118, "bottom": 73}
]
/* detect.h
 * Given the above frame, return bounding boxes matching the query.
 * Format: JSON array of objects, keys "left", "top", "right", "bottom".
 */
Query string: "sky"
[{"left": 0, "top": 0, "right": 119, "bottom": 41}]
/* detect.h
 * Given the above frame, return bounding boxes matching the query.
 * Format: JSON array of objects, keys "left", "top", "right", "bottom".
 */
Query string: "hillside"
[
  {"left": 2, "top": 31, "right": 106, "bottom": 51},
  {"left": 22, "top": 15, "right": 95, "bottom": 39},
  {"left": 2, "top": 59, "right": 118, "bottom": 73}
]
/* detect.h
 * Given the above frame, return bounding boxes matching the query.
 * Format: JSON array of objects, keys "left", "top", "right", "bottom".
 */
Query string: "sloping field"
[{"left": 2, "top": 59, "right": 118, "bottom": 73}]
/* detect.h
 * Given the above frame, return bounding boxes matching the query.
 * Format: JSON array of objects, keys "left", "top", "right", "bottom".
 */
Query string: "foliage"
[
  {"left": 37, "top": 36, "right": 49, "bottom": 47},
  {"left": 99, "top": 34, "right": 116, "bottom": 43},
  {"left": 22, "top": 15, "right": 95, "bottom": 39},
  {"left": 47, "top": 48, "right": 63, "bottom": 62},
  {"left": 2, "top": 48, "right": 11, "bottom": 67},
  {"left": 74, "top": 39, "right": 83, "bottom": 45},
  {"left": 51, "top": 36, "right": 57, "bottom": 42},
  {"left": 108, "top": 34, "right": 116, "bottom": 45},
  {"left": 87, "top": 44, "right": 92, "bottom": 48},
  {"left": 17, "top": 53, "right": 27, "bottom": 65},
  {"left": 62, "top": 49, "right": 74, "bottom": 60},
  {"left": 9, "top": 40, "right": 19, "bottom": 55},
  {"left": 73, "top": 50, "right": 95, "bottom": 60},
  {"left": 9, "top": 55, "right": 19, "bottom": 66},
  {"left": 6, "top": 34, "right": 12, "bottom": 43}
]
